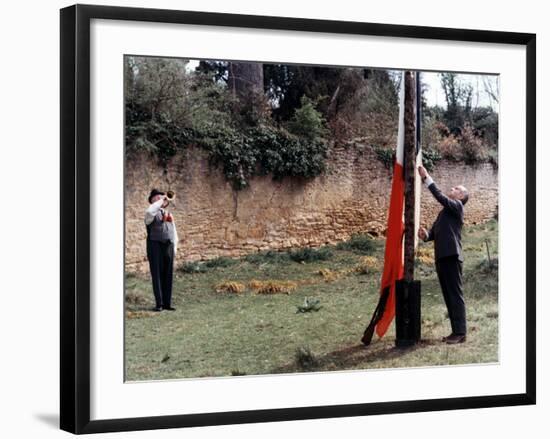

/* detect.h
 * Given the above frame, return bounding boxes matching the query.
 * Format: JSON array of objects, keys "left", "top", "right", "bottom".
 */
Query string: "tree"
[
  {"left": 227, "top": 62, "right": 270, "bottom": 126},
  {"left": 483, "top": 76, "right": 500, "bottom": 107},
  {"left": 440, "top": 73, "right": 473, "bottom": 135},
  {"left": 125, "top": 56, "right": 193, "bottom": 161},
  {"left": 195, "top": 60, "right": 229, "bottom": 84},
  {"left": 227, "top": 62, "right": 264, "bottom": 97}
]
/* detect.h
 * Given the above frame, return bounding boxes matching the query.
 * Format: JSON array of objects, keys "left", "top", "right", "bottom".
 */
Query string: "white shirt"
[
  {"left": 144, "top": 199, "right": 179, "bottom": 255},
  {"left": 423, "top": 175, "right": 434, "bottom": 187}
]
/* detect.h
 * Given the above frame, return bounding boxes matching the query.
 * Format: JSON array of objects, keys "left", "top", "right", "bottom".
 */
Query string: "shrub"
[
  {"left": 373, "top": 146, "right": 394, "bottom": 170},
  {"left": 252, "top": 125, "right": 329, "bottom": 180},
  {"left": 296, "top": 298, "right": 322, "bottom": 313},
  {"left": 288, "top": 247, "right": 333, "bottom": 263},
  {"left": 287, "top": 95, "right": 327, "bottom": 142},
  {"left": 202, "top": 124, "right": 329, "bottom": 190},
  {"left": 436, "top": 133, "right": 461, "bottom": 160},
  {"left": 126, "top": 59, "right": 330, "bottom": 190},
  {"left": 422, "top": 148, "right": 442, "bottom": 172},
  {"left": 244, "top": 250, "right": 290, "bottom": 264},
  {"left": 179, "top": 261, "right": 207, "bottom": 274},
  {"left": 460, "top": 123, "right": 488, "bottom": 164},
  {"left": 336, "top": 233, "right": 377, "bottom": 254},
  {"left": 204, "top": 256, "right": 237, "bottom": 268},
  {"left": 432, "top": 121, "right": 491, "bottom": 165}
]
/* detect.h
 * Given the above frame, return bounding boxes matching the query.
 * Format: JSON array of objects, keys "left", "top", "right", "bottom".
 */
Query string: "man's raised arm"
[
  {"left": 145, "top": 198, "right": 164, "bottom": 225},
  {"left": 418, "top": 166, "right": 463, "bottom": 216}
]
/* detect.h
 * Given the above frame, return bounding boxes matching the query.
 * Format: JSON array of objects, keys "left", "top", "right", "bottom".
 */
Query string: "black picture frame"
[{"left": 60, "top": 4, "right": 536, "bottom": 434}]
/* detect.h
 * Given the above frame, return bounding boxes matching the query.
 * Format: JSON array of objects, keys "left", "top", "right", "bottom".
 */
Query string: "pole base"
[{"left": 395, "top": 279, "right": 421, "bottom": 348}]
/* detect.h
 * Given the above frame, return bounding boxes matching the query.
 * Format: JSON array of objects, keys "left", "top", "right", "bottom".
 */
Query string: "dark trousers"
[
  {"left": 435, "top": 255, "right": 466, "bottom": 335},
  {"left": 146, "top": 239, "right": 174, "bottom": 309}
]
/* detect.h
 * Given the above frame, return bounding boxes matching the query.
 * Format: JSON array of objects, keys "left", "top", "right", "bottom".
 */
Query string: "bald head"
[{"left": 449, "top": 185, "right": 469, "bottom": 205}]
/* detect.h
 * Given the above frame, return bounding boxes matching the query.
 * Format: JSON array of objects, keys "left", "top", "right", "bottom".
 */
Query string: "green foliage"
[
  {"left": 264, "top": 64, "right": 351, "bottom": 122},
  {"left": 126, "top": 58, "right": 329, "bottom": 189},
  {"left": 252, "top": 125, "right": 328, "bottom": 180},
  {"left": 125, "top": 57, "right": 195, "bottom": 166},
  {"left": 125, "top": 221, "right": 498, "bottom": 380},
  {"left": 440, "top": 73, "right": 473, "bottom": 136},
  {"left": 204, "top": 256, "right": 238, "bottom": 268},
  {"left": 125, "top": 116, "right": 196, "bottom": 166},
  {"left": 336, "top": 233, "right": 377, "bottom": 254},
  {"left": 244, "top": 250, "right": 291, "bottom": 265},
  {"left": 288, "top": 247, "right": 333, "bottom": 263},
  {"left": 179, "top": 256, "right": 237, "bottom": 273},
  {"left": 422, "top": 148, "right": 442, "bottom": 172},
  {"left": 198, "top": 124, "right": 328, "bottom": 190},
  {"left": 186, "top": 75, "right": 237, "bottom": 133},
  {"left": 178, "top": 261, "right": 208, "bottom": 274},
  {"left": 471, "top": 106, "right": 498, "bottom": 148},
  {"left": 373, "top": 146, "right": 394, "bottom": 170},
  {"left": 125, "top": 56, "right": 499, "bottom": 185},
  {"left": 431, "top": 73, "right": 498, "bottom": 164},
  {"left": 287, "top": 95, "right": 327, "bottom": 141}
]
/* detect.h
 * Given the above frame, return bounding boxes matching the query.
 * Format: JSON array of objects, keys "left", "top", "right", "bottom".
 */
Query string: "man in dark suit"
[{"left": 417, "top": 165, "right": 469, "bottom": 344}]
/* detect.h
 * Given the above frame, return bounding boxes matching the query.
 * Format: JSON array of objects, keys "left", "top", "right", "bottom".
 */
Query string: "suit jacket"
[{"left": 425, "top": 182, "right": 464, "bottom": 262}]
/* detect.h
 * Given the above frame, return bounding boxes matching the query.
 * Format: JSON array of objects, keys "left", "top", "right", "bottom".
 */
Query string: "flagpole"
[
  {"left": 403, "top": 71, "right": 416, "bottom": 282},
  {"left": 395, "top": 71, "right": 422, "bottom": 347}
]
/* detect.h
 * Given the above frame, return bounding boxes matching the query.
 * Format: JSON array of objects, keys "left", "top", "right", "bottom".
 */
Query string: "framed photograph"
[{"left": 60, "top": 4, "right": 536, "bottom": 434}]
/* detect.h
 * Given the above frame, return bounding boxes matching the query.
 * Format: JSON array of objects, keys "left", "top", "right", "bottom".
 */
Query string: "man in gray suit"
[
  {"left": 145, "top": 189, "right": 179, "bottom": 312},
  {"left": 417, "top": 165, "right": 469, "bottom": 344}
]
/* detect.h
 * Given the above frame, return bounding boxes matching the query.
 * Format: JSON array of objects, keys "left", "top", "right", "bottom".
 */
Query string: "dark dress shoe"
[
  {"left": 153, "top": 307, "right": 163, "bottom": 312},
  {"left": 445, "top": 334, "right": 466, "bottom": 344},
  {"left": 164, "top": 306, "right": 176, "bottom": 311}
]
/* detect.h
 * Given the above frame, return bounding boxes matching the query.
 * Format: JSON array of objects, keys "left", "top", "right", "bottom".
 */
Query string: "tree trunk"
[
  {"left": 228, "top": 62, "right": 264, "bottom": 98},
  {"left": 403, "top": 71, "right": 417, "bottom": 282}
]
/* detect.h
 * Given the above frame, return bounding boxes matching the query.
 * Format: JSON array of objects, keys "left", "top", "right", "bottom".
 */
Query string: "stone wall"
[{"left": 125, "top": 145, "right": 498, "bottom": 272}]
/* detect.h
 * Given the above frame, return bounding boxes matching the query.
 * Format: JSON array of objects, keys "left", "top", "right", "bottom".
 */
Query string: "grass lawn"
[{"left": 125, "top": 220, "right": 499, "bottom": 381}]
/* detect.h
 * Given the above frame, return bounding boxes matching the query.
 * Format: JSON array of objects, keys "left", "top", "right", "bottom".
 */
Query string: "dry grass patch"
[
  {"left": 416, "top": 246, "right": 435, "bottom": 265},
  {"left": 317, "top": 268, "right": 341, "bottom": 282},
  {"left": 354, "top": 256, "right": 379, "bottom": 274},
  {"left": 214, "top": 281, "right": 246, "bottom": 294},
  {"left": 126, "top": 310, "right": 157, "bottom": 319},
  {"left": 248, "top": 279, "right": 298, "bottom": 295},
  {"left": 125, "top": 291, "right": 148, "bottom": 306}
]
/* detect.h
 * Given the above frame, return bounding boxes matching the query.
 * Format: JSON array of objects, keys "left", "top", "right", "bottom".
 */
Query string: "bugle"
[{"left": 166, "top": 190, "right": 175, "bottom": 201}]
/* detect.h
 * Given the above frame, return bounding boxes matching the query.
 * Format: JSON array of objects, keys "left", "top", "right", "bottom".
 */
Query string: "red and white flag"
[{"left": 362, "top": 71, "right": 421, "bottom": 344}]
